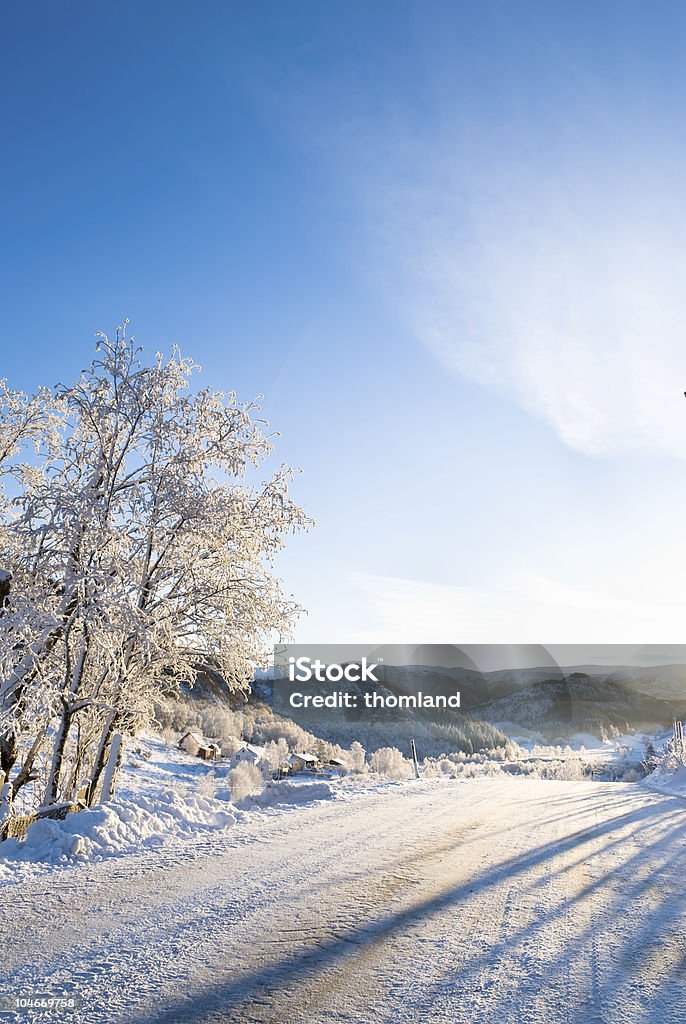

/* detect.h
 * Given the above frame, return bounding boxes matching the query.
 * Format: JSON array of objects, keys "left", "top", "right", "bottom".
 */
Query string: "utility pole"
[{"left": 410, "top": 738, "right": 419, "bottom": 779}]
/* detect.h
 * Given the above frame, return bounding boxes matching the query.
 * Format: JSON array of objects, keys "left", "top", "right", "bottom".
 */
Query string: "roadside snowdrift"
[
  {"left": 0, "top": 790, "right": 240, "bottom": 878},
  {"left": 644, "top": 764, "right": 686, "bottom": 798},
  {"left": 249, "top": 780, "right": 335, "bottom": 807},
  {"left": 0, "top": 734, "right": 341, "bottom": 879}
]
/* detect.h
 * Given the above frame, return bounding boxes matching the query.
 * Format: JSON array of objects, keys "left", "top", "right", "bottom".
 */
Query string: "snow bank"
[
  {"left": 644, "top": 764, "right": 686, "bottom": 798},
  {"left": 250, "top": 780, "right": 334, "bottom": 807},
  {"left": 0, "top": 790, "right": 239, "bottom": 876}
]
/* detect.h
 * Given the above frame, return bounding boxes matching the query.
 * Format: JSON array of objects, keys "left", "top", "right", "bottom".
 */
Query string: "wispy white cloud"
[
  {"left": 373, "top": 139, "right": 686, "bottom": 457},
  {"left": 351, "top": 557, "right": 686, "bottom": 644}
]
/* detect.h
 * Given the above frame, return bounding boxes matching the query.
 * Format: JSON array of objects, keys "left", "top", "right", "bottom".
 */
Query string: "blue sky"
[{"left": 4, "top": 1, "right": 686, "bottom": 643}]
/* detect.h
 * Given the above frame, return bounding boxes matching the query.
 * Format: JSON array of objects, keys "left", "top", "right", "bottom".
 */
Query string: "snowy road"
[{"left": 3, "top": 777, "right": 686, "bottom": 1023}]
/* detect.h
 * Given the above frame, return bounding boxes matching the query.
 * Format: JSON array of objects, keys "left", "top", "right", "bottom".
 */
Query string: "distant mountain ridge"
[{"left": 466, "top": 673, "right": 685, "bottom": 739}]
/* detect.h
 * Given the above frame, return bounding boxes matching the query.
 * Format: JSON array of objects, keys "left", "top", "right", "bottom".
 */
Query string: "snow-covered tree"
[
  {"left": 0, "top": 377, "right": 62, "bottom": 594},
  {"left": 0, "top": 328, "right": 309, "bottom": 812},
  {"left": 348, "top": 740, "right": 367, "bottom": 772},
  {"left": 0, "top": 379, "right": 63, "bottom": 791},
  {"left": 370, "top": 746, "right": 413, "bottom": 780},
  {"left": 263, "top": 737, "right": 289, "bottom": 770},
  {"left": 228, "top": 762, "right": 264, "bottom": 801},
  {"left": 643, "top": 741, "right": 657, "bottom": 774},
  {"left": 0, "top": 378, "right": 61, "bottom": 474}
]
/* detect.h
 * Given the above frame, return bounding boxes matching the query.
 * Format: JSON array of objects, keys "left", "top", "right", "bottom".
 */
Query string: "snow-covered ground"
[
  {"left": 2, "top": 764, "right": 686, "bottom": 1022},
  {"left": 495, "top": 727, "right": 662, "bottom": 782},
  {"left": 502, "top": 725, "right": 661, "bottom": 759},
  {"left": 3, "top": 725, "right": 658, "bottom": 888},
  {"left": 0, "top": 735, "right": 343, "bottom": 886},
  {"left": 645, "top": 763, "right": 686, "bottom": 799}
]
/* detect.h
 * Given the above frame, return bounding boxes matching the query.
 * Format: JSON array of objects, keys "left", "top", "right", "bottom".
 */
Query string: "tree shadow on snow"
[{"left": 133, "top": 787, "right": 686, "bottom": 1024}]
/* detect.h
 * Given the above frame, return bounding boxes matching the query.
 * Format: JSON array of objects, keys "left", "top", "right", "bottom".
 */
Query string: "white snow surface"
[
  {"left": 0, "top": 792, "right": 239, "bottom": 880},
  {"left": 644, "top": 763, "right": 686, "bottom": 798},
  {"left": 0, "top": 735, "right": 340, "bottom": 883},
  {"left": 2, "top": 773, "right": 686, "bottom": 1022},
  {"left": 248, "top": 778, "right": 334, "bottom": 807}
]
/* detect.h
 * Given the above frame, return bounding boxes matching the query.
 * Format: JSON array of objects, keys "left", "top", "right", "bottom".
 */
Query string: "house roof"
[
  {"left": 290, "top": 752, "right": 317, "bottom": 762},
  {"left": 236, "top": 743, "right": 266, "bottom": 758},
  {"left": 180, "top": 731, "right": 205, "bottom": 745}
]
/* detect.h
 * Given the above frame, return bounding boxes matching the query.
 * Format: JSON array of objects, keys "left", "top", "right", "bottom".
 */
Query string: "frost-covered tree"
[
  {"left": 0, "top": 329, "right": 309, "bottom": 812},
  {"left": 370, "top": 746, "right": 413, "bottom": 780},
  {"left": 642, "top": 741, "right": 657, "bottom": 774},
  {"left": 228, "top": 762, "right": 264, "bottom": 801},
  {"left": 347, "top": 740, "right": 366, "bottom": 772},
  {"left": 0, "top": 377, "right": 62, "bottom": 591},
  {"left": 0, "top": 378, "right": 63, "bottom": 791},
  {"left": 0, "top": 378, "right": 61, "bottom": 472},
  {"left": 263, "top": 737, "right": 289, "bottom": 770}
]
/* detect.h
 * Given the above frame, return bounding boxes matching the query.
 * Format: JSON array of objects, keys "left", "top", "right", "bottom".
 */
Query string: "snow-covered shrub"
[
  {"left": 423, "top": 757, "right": 458, "bottom": 778},
  {"left": 195, "top": 773, "right": 217, "bottom": 799},
  {"left": 370, "top": 746, "right": 413, "bottom": 780},
  {"left": 545, "top": 757, "right": 585, "bottom": 781},
  {"left": 228, "top": 762, "right": 264, "bottom": 801},
  {"left": 642, "top": 742, "right": 658, "bottom": 774},
  {"left": 646, "top": 738, "right": 684, "bottom": 776},
  {"left": 622, "top": 768, "right": 641, "bottom": 782},
  {"left": 348, "top": 741, "right": 367, "bottom": 773}
]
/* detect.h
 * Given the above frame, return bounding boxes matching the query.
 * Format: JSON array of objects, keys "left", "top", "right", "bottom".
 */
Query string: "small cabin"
[
  {"left": 198, "top": 742, "right": 221, "bottom": 761},
  {"left": 179, "top": 731, "right": 205, "bottom": 756},
  {"left": 288, "top": 752, "right": 318, "bottom": 772},
  {"left": 179, "top": 731, "right": 219, "bottom": 760}
]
